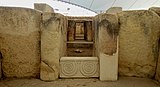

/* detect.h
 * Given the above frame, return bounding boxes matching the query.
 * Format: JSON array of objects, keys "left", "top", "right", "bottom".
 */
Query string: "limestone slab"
[
  {"left": 86, "top": 21, "right": 93, "bottom": 41},
  {"left": 96, "top": 13, "right": 119, "bottom": 81},
  {"left": 0, "top": 54, "right": 1, "bottom": 78},
  {"left": 60, "top": 57, "right": 99, "bottom": 78},
  {"left": 106, "top": 7, "right": 122, "bottom": 14},
  {"left": 41, "top": 13, "right": 65, "bottom": 81},
  {"left": 155, "top": 47, "right": 160, "bottom": 82},
  {"left": 98, "top": 13, "right": 119, "bottom": 55},
  {"left": 34, "top": 3, "right": 54, "bottom": 13},
  {"left": 100, "top": 53, "right": 118, "bottom": 81},
  {"left": 118, "top": 10, "right": 160, "bottom": 78},
  {"left": 149, "top": 7, "right": 160, "bottom": 16},
  {"left": 0, "top": 7, "right": 41, "bottom": 78}
]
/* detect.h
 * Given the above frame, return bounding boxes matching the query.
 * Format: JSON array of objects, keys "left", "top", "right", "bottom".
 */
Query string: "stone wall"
[
  {"left": 118, "top": 10, "right": 160, "bottom": 78},
  {"left": 0, "top": 7, "right": 41, "bottom": 78},
  {"left": 41, "top": 13, "right": 66, "bottom": 81}
]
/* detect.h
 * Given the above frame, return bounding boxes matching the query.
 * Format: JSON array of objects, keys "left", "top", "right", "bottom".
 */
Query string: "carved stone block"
[{"left": 60, "top": 57, "right": 99, "bottom": 78}]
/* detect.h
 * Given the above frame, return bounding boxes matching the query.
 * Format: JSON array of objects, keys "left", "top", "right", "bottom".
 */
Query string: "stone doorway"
[
  {"left": 66, "top": 19, "right": 94, "bottom": 57},
  {"left": 60, "top": 17, "right": 99, "bottom": 78},
  {"left": 40, "top": 13, "right": 118, "bottom": 81}
]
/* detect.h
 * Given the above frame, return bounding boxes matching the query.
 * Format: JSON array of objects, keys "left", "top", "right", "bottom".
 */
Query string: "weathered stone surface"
[
  {"left": 100, "top": 52, "right": 118, "bottom": 81},
  {"left": 0, "top": 53, "right": 1, "bottom": 78},
  {"left": 155, "top": 45, "right": 160, "bottom": 82},
  {"left": 86, "top": 21, "right": 93, "bottom": 41},
  {"left": 98, "top": 13, "right": 119, "bottom": 55},
  {"left": 68, "top": 20, "right": 75, "bottom": 41},
  {"left": 96, "top": 13, "right": 119, "bottom": 81},
  {"left": 106, "top": 7, "right": 122, "bottom": 14},
  {"left": 149, "top": 7, "right": 160, "bottom": 16},
  {"left": 118, "top": 10, "right": 160, "bottom": 78},
  {"left": 34, "top": 3, "right": 54, "bottom": 13},
  {"left": 41, "top": 13, "right": 65, "bottom": 81},
  {"left": 60, "top": 57, "right": 99, "bottom": 78},
  {"left": 0, "top": 7, "right": 41, "bottom": 78}
]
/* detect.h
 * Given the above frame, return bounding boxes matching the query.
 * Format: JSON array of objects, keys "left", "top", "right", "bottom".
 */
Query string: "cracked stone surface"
[
  {"left": 97, "top": 13, "right": 118, "bottom": 55},
  {"left": 118, "top": 10, "right": 160, "bottom": 78},
  {"left": 41, "top": 13, "right": 65, "bottom": 81},
  {"left": 0, "top": 77, "right": 159, "bottom": 87},
  {"left": 149, "top": 7, "right": 160, "bottom": 83},
  {"left": 0, "top": 7, "right": 41, "bottom": 78}
]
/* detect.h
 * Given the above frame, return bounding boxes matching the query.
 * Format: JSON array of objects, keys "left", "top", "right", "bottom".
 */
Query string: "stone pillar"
[
  {"left": 68, "top": 20, "right": 75, "bottom": 41},
  {"left": 85, "top": 21, "right": 93, "bottom": 41},
  {"left": 118, "top": 10, "right": 160, "bottom": 78},
  {"left": 41, "top": 13, "right": 64, "bottom": 81},
  {"left": 149, "top": 7, "right": 160, "bottom": 82},
  {"left": 97, "top": 14, "right": 119, "bottom": 81}
]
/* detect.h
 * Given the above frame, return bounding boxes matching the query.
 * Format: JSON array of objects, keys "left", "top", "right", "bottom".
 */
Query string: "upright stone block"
[
  {"left": 106, "top": 7, "right": 122, "bottom": 14},
  {"left": 97, "top": 13, "right": 119, "bottom": 81},
  {"left": 149, "top": 7, "right": 160, "bottom": 82},
  {"left": 41, "top": 13, "right": 64, "bottom": 81},
  {"left": 118, "top": 10, "right": 160, "bottom": 78},
  {"left": 34, "top": 3, "right": 54, "bottom": 13},
  {"left": 155, "top": 47, "right": 160, "bottom": 82},
  {"left": 68, "top": 20, "right": 75, "bottom": 41},
  {"left": 0, "top": 7, "right": 41, "bottom": 78},
  {"left": 100, "top": 53, "right": 118, "bottom": 81},
  {"left": 149, "top": 7, "right": 160, "bottom": 16},
  {"left": 86, "top": 21, "right": 93, "bottom": 41},
  {"left": 0, "top": 53, "right": 1, "bottom": 78}
]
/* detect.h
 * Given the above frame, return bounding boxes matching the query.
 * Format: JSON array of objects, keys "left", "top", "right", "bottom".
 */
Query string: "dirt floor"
[
  {"left": 67, "top": 42, "right": 94, "bottom": 57},
  {"left": 0, "top": 77, "right": 159, "bottom": 87}
]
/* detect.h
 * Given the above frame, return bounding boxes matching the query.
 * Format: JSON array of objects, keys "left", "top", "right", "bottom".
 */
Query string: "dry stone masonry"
[{"left": 0, "top": 3, "right": 160, "bottom": 83}]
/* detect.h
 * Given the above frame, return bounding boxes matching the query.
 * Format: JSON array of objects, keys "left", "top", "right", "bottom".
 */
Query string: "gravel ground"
[{"left": 0, "top": 77, "right": 159, "bottom": 87}]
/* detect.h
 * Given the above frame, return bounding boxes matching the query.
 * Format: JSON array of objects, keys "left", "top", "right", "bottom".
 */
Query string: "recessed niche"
[{"left": 66, "top": 17, "right": 94, "bottom": 57}]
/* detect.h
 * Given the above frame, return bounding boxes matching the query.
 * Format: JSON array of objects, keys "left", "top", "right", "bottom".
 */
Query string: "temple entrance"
[
  {"left": 66, "top": 18, "right": 94, "bottom": 57},
  {"left": 60, "top": 17, "right": 99, "bottom": 78}
]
